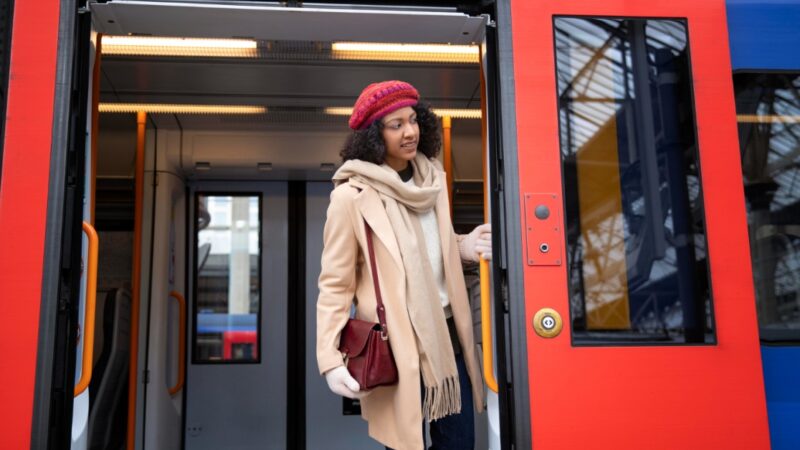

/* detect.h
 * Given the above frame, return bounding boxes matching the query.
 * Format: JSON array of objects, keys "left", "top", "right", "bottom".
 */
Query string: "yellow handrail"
[
  {"left": 168, "top": 291, "right": 186, "bottom": 395},
  {"left": 443, "top": 115, "right": 453, "bottom": 218},
  {"left": 75, "top": 222, "right": 99, "bottom": 397},
  {"left": 127, "top": 110, "right": 147, "bottom": 450},
  {"left": 480, "top": 257, "right": 499, "bottom": 393},
  {"left": 478, "top": 43, "right": 498, "bottom": 393}
]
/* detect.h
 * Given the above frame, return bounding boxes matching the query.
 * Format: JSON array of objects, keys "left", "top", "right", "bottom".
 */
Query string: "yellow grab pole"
[
  {"left": 480, "top": 257, "right": 498, "bottom": 392},
  {"left": 74, "top": 222, "right": 99, "bottom": 396},
  {"left": 127, "top": 111, "right": 146, "bottom": 450},
  {"left": 168, "top": 291, "right": 187, "bottom": 396},
  {"left": 442, "top": 115, "right": 453, "bottom": 217},
  {"left": 478, "top": 43, "right": 498, "bottom": 393}
]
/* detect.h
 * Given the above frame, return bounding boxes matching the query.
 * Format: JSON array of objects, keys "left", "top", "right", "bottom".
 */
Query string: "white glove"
[
  {"left": 460, "top": 223, "right": 492, "bottom": 262},
  {"left": 324, "top": 366, "right": 367, "bottom": 399}
]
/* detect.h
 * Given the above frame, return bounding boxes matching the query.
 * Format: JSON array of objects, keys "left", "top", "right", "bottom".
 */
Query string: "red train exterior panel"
[
  {"left": 0, "top": 0, "right": 61, "bottom": 448},
  {"left": 510, "top": 0, "right": 770, "bottom": 448}
]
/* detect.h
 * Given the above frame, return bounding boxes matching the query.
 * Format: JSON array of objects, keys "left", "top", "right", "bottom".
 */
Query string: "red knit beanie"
[{"left": 348, "top": 80, "right": 420, "bottom": 130}]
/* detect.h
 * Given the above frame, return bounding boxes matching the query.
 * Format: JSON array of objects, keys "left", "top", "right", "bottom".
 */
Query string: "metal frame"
[
  {"left": 493, "top": 1, "right": 532, "bottom": 448},
  {"left": 31, "top": 2, "right": 90, "bottom": 448}
]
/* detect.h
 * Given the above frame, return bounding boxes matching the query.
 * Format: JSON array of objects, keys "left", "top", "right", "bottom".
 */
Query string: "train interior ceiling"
[{"left": 86, "top": 3, "right": 491, "bottom": 450}]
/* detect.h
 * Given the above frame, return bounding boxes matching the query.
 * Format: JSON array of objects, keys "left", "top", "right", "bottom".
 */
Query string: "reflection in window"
[
  {"left": 194, "top": 195, "right": 261, "bottom": 362},
  {"left": 555, "top": 17, "right": 714, "bottom": 344},
  {"left": 735, "top": 73, "right": 800, "bottom": 342}
]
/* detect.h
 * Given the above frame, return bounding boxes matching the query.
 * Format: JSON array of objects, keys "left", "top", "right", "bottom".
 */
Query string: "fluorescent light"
[
  {"left": 737, "top": 114, "right": 800, "bottom": 124},
  {"left": 331, "top": 42, "right": 479, "bottom": 63},
  {"left": 324, "top": 107, "right": 481, "bottom": 119},
  {"left": 432, "top": 108, "right": 482, "bottom": 119},
  {"left": 99, "top": 103, "right": 267, "bottom": 114},
  {"left": 101, "top": 37, "right": 479, "bottom": 62},
  {"left": 102, "top": 36, "right": 258, "bottom": 57},
  {"left": 324, "top": 107, "right": 355, "bottom": 116}
]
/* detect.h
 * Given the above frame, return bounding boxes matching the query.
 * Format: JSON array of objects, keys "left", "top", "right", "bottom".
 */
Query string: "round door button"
[
  {"left": 533, "top": 308, "right": 563, "bottom": 338},
  {"left": 534, "top": 205, "right": 550, "bottom": 220}
]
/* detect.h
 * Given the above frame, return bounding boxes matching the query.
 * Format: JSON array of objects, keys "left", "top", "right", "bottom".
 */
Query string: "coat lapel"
[{"left": 350, "top": 180, "right": 405, "bottom": 271}]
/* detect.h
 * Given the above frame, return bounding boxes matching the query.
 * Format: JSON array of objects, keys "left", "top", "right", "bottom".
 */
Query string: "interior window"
[
  {"left": 734, "top": 72, "right": 800, "bottom": 342},
  {"left": 554, "top": 17, "right": 715, "bottom": 345},
  {"left": 194, "top": 194, "right": 262, "bottom": 362}
]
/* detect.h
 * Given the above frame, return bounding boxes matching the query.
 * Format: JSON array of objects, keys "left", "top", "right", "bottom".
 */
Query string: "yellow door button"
[{"left": 533, "top": 308, "right": 563, "bottom": 338}]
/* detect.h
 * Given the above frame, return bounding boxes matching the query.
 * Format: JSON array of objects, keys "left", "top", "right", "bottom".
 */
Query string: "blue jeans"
[{"left": 386, "top": 353, "right": 475, "bottom": 450}]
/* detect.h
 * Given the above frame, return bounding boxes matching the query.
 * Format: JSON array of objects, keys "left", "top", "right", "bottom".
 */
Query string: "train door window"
[
  {"left": 734, "top": 72, "right": 800, "bottom": 342},
  {"left": 193, "top": 194, "right": 262, "bottom": 362},
  {"left": 554, "top": 17, "right": 715, "bottom": 345}
]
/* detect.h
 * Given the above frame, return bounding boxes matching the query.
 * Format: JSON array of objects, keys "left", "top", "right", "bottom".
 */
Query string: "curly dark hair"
[{"left": 340, "top": 102, "right": 442, "bottom": 164}]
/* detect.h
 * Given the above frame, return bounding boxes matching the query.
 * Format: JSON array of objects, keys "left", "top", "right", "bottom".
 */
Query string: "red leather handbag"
[{"left": 337, "top": 220, "right": 398, "bottom": 390}]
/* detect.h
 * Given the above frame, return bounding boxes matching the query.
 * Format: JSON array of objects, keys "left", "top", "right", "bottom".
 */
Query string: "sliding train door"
[
  {"left": 305, "top": 181, "right": 384, "bottom": 450},
  {"left": 184, "top": 182, "right": 288, "bottom": 449},
  {"left": 509, "top": 0, "right": 770, "bottom": 447}
]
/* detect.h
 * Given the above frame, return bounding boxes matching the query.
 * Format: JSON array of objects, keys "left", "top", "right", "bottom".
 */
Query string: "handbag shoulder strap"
[{"left": 363, "top": 220, "right": 388, "bottom": 340}]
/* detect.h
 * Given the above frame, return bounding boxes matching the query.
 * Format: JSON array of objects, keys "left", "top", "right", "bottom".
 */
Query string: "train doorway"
[
  {"left": 186, "top": 183, "right": 289, "bottom": 449},
  {"left": 74, "top": 2, "right": 509, "bottom": 450}
]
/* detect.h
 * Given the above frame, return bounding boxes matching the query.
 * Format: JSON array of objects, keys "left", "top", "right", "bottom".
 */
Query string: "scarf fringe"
[{"left": 422, "top": 375, "right": 462, "bottom": 422}]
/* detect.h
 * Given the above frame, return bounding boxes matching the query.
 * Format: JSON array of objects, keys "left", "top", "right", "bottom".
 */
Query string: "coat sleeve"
[
  {"left": 455, "top": 233, "right": 479, "bottom": 267},
  {"left": 316, "top": 186, "right": 360, "bottom": 375}
]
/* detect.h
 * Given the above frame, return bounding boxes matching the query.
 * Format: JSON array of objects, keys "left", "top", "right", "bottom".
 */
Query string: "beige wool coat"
[{"left": 316, "top": 170, "right": 485, "bottom": 450}]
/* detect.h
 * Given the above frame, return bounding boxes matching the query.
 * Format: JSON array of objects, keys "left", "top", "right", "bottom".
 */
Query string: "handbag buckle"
[{"left": 380, "top": 326, "right": 388, "bottom": 341}]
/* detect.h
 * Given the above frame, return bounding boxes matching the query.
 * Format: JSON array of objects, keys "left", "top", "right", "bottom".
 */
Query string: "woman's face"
[{"left": 380, "top": 106, "right": 419, "bottom": 171}]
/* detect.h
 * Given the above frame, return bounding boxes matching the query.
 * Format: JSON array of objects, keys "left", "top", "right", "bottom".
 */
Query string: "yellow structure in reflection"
[{"left": 576, "top": 115, "right": 631, "bottom": 330}]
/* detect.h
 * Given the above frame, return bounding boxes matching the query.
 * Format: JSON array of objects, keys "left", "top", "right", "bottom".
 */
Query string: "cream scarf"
[{"left": 333, "top": 154, "right": 461, "bottom": 421}]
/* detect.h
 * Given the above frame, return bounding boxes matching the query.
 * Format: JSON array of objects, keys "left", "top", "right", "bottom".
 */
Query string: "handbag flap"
[{"left": 338, "top": 319, "right": 381, "bottom": 357}]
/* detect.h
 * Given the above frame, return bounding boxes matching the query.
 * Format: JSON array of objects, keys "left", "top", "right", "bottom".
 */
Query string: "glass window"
[
  {"left": 554, "top": 17, "right": 714, "bottom": 345},
  {"left": 734, "top": 72, "right": 800, "bottom": 342},
  {"left": 194, "top": 194, "right": 261, "bottom": 362}
]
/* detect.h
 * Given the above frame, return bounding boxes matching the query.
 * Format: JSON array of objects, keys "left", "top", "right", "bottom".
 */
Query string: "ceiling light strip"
[
  {"left": 99, "top": 103, "right": 267, "bottom": 114},
  {"left": 102, "top": 36, "right": 258, "bottom": 57},
  {"left": 323, "top": 107, "right": 355, "bottom": 116},
  {"left": 101, "top": 36, "right": 478, "bottom": 62},
  {"left": 324, "top": 107, "right": 481, "bottom": 119},
  {"left": 433, "top": 108, "right": 483, "bottom": 119},
  {"left": 331, "top": 42, "right": 479, "bottom": 64}
]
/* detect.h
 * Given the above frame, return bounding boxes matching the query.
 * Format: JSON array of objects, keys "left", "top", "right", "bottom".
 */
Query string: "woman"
[{"left": 317, "top": 80, "right": 492, "bottom": 450}]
